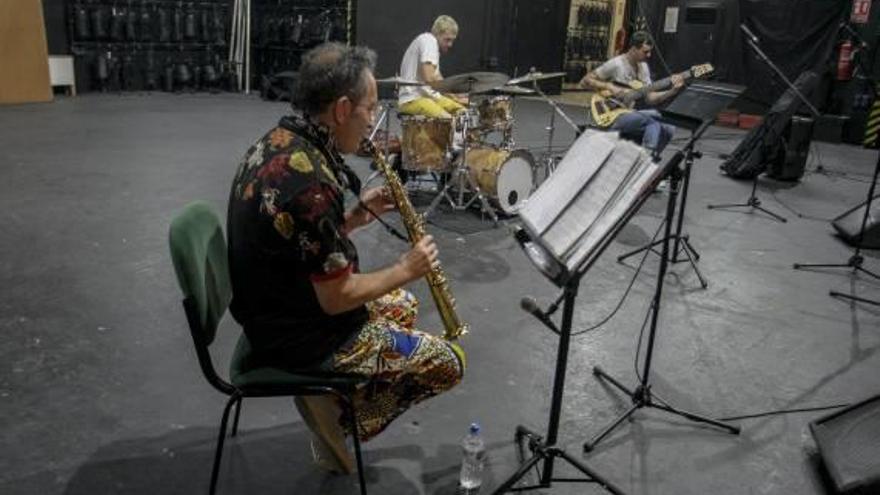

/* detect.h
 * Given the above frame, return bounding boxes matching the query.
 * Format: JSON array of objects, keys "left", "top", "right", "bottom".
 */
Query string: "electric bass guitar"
[{"left": 590, "top": 63, "right": 714, "bottom": 128}]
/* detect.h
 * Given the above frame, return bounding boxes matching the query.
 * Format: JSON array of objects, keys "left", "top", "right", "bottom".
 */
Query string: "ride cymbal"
[
  {"left": 506, "top": 71, "right": 567, "bottom": 85},
  {"left": 429, "top": 72, "right": 510, "bottom": 94},
  {"left": 375, "top": 75, "right": 423, "bottom": 86}
]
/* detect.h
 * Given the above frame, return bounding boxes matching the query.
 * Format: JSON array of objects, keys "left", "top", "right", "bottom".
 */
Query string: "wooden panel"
[{"left": 0, "top": 0, "right": 52, "bottom": 104}]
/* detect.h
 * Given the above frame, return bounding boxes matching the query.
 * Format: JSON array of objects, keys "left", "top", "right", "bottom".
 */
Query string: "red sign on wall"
[{"left": 852, "top": 0, "right": 872, "bottom": 24}]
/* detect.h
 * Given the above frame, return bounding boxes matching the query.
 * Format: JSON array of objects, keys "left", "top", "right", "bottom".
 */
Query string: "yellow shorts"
[{"left": 399, "top": 95, "right": 465, "bottom": 119}]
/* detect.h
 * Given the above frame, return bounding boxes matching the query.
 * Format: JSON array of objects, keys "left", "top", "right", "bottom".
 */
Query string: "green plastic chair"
[{"left": 168, "top": 201, "right": 368, "bottom": 495}]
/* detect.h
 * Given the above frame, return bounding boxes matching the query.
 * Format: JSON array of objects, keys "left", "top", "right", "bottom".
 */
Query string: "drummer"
[{"left": 398, "top": 15, "right": 467, "bottom": 119}]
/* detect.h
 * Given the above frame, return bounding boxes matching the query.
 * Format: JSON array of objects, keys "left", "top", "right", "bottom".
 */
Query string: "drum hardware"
[
  {"left": 419, "top": 73, "right": 514, "bottom": 224},
  {"left": 511, "top": 68, "right": 579, "bottom": 179}
]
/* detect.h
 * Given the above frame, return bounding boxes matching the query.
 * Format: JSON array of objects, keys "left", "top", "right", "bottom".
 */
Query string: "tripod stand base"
[
  {"left": 707, "top": 196, "right": 787, "bottom": 223},
  {"left": 617, "top": 234, "right": 708, "bottom": 289},
  {"left": 583, "top": 366, "right": 740, "bottom": 453},
  {"left": 793, "top": 254, "right": 880, "bottom": 280},
  {"left": 491, "top": 426, "right": 626, "bottom": 494},
  {"left": 830, "top": 291, "right": 880, "bottom": 306}
]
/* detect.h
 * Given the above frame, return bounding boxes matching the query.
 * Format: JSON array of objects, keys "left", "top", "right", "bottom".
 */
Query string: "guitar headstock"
[{"left": 689, "top": 63, "right": 714, "bottom": 79}]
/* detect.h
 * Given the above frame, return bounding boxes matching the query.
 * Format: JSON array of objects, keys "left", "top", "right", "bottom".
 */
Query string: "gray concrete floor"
[{"left": 1, "top": 93, "right": 878, "bottom": 495}]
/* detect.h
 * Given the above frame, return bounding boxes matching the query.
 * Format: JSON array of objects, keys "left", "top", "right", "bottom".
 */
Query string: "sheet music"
[
  {"left": 519, "top": 131, "right": 659, "bottom": 274},
  {"left": 521, "top": 132, "right": 616, "bottom": 233}
]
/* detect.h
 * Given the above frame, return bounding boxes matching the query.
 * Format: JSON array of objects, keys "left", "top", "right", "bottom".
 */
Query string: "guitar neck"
[{"left": 635, "top": 70, "right": 692, "bottom": 98}]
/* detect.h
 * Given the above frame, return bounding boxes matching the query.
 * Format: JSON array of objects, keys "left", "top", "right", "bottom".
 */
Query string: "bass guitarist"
[{"left": 579, "top": 31, "right": 684, "bottom": 154}]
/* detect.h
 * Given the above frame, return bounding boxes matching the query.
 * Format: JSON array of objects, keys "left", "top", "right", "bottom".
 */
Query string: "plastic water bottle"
[{"left": 459, "top": 423, "right": 486, "bottom": 491}]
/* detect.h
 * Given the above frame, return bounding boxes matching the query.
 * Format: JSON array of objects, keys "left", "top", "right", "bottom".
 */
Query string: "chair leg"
[
  {"left": 346, "top": 396, "right": 368, "bottom": 495},
  {"left": 231, "top": 397, "right": 243, "bottom": 437},
  {"left": 210, "top": 394, "right": 240, "bottom": 495}
]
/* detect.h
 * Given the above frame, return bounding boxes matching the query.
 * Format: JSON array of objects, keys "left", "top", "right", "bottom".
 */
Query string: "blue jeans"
[{"left": 611, "top": 109, "right": 675, "bottom": 153}]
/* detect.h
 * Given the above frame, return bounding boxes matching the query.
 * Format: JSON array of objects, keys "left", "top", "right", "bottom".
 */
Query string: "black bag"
[{"left": 722, "top": 71, "right": 819, "bottom": 179}]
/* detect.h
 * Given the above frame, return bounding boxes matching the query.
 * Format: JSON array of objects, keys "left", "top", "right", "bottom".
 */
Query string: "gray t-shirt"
[{"left": 593, "top": 54, "right": 652, "bottom": 87}]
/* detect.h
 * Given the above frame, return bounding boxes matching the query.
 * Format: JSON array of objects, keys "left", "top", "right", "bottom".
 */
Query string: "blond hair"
[{"left": 431, "top": 15, "right": 459, "bottom": 36}]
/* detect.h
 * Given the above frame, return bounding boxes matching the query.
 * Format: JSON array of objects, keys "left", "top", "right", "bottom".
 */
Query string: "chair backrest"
[{"left": 169, "top": 201, "right": 234, "bottom": 392}]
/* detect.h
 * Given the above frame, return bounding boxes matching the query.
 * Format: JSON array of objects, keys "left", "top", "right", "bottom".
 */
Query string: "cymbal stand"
[
  {"left": 531, "top": 80, "right": 580, "bottom": 176},
  {"left": 422, "top": 87, "right": 499, "bottom": 225}
]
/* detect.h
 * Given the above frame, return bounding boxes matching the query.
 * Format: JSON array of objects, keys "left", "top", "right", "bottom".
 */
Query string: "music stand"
[
  {"left": 792, "top": 21, "right": 879, "bottom": 306},
  {"left": 494, "top": 131, "right": 667, "bottom": 495},
  {"left": 618, "top": 81, "right": 745, "bottom": 289},
  {"left": 581, "top": 122, "right": 741, "bottom": 453}
]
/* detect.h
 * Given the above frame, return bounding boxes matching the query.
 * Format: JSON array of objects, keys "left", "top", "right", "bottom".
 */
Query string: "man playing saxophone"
[{"left": 226, "top": 42, "right": 465, "bottom": 475}]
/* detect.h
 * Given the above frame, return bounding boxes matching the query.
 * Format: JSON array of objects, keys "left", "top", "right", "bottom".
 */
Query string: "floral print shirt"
[{"left": 227, "top": 116, "right": 367, "bottom": 367}]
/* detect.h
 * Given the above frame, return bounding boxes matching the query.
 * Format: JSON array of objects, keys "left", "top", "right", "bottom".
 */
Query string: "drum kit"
[{"left": 370, "top": 69, "right": 569, "bottom": 222}]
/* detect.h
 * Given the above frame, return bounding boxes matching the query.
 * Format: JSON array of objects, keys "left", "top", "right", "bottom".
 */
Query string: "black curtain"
[
  {"left": 641, "top": 0, "right": 846, "bottom": 110},
  {"left": 737, "top": 0, "right": 845, "bottom": 106}
]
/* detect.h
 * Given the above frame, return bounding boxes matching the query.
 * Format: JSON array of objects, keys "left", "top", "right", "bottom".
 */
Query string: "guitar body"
[
  {"left": 590, "top": 92, "right": 633, "bottom": 128},
  {"left": 588, "top": 63, "right": 714, "bottom": 128}
]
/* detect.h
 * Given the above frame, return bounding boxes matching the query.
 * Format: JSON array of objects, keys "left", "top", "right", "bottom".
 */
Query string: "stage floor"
[{"left": 1, "top": 93, "right": 878, "bottom": 495}]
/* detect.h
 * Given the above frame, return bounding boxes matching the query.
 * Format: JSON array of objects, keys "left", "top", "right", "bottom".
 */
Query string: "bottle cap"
[{"left": 469, "top": 422, "right": 480, "bottom": 434}]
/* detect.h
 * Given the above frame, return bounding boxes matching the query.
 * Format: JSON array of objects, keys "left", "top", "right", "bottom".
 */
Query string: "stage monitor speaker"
[
  {"left": 832, "top": 196, "right": 880, "bottom": 249},
  {"left": 767, "top": 115, "right": 814, "bottom": 181},
  {"left": 810, "top": 394, "right": 880, "bottom": 494}
]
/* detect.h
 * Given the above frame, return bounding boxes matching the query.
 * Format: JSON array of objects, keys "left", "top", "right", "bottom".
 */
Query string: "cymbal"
[
  {"left": 375, "top": 76, "right": 423, "bottom": 86},
  {"left": 429, "top": 72, "right": 510, "bottom": 94},
  {"left": 478, "top": 85, "right": 536, "bottom": 96},
  {"left": 506, "top": 71, "right": 567, "bottom": 85}
]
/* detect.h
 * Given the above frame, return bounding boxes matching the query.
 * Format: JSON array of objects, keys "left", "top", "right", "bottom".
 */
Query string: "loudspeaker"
[
  {"left": 811, "top": 394, "right": 880, "bottom": 494},
  {"left": 767, "top": 115, "right": 814, "bottom": 181},
  {"left": 832, "top": 196, "right": 880, "bottom": 249}
]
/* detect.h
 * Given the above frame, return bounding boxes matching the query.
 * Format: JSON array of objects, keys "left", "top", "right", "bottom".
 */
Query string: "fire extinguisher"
[{"left": 837, "top": 40, "right": 854, "bottom": 81}]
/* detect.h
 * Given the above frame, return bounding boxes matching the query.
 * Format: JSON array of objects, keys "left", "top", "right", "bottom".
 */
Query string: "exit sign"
[{"left": 852, "top": 0, "right": 872, "bottom": 24}]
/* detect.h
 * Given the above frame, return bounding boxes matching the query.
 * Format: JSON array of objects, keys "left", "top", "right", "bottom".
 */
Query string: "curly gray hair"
[{"left": 293, "top": 42, "right": 377, "bottom": 116}]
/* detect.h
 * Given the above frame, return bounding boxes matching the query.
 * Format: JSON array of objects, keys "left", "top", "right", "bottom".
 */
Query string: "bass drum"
[{"left": 464, "top": 147, "right": 534, "bottom": 214}]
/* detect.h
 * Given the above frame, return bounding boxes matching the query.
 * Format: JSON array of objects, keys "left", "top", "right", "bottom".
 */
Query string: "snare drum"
[
  {"left": 464, "top": 147, "right": 534, "bottom": 214},
  {"left": 476, "top": 96, "right": 513, "bottom": 131},
  {"left": 400, "top": 115, "right": 454, "bottom": 172}
]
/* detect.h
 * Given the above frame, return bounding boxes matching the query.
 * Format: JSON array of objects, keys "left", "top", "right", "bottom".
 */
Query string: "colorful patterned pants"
[{"left": 319, "top": 288, "right": 465, "bottom": 441}]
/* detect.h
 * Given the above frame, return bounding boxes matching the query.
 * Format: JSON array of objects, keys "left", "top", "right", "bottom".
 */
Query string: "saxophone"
[{"left": 360, "top": 138, "right": 469, "bottom": 341}]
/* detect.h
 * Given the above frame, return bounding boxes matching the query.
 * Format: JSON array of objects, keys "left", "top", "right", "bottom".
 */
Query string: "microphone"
[
  {"left": 521, "top": 297, "right": 560, "bottom": 334},
  {"left": 740, "top": 23, "right": 759, "bottom": 44}
]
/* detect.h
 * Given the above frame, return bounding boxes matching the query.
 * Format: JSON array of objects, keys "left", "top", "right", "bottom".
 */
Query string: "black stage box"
[
  {"left": 811, "top": 394, "right": 880, "bottom": 494},
  {"left": 832, "top": 197, "right": 880, "bottom": 249}
]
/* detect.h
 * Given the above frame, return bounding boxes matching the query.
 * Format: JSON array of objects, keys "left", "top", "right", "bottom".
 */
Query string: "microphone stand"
[
  {"left": 707, "top": 24, "right": 820, "bottom": 222},
  {"left": 793, "top": 21, "right": 879, "bottom": 306}
]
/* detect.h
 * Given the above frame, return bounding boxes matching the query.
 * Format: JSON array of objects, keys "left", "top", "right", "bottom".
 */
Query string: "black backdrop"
[
  {"left": 43, "top": 0, "right": 571, "bottom": 94},
  {"left": 355, "top": 0, "right": 569, "bottom": 96},
  {"left": 637, "top": 0, "right": 846, "bottom": 111}
]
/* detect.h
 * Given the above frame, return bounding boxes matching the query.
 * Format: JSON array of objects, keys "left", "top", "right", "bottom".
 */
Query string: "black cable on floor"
[
  {"left": 572, "top": 217, "right": 666, "bottom": 337},
  {"left": 647, "top": 389, "right": 850, "bottom": 421},
  {"left": 718, "top": 403, "right": 851, "bottom": 421}
]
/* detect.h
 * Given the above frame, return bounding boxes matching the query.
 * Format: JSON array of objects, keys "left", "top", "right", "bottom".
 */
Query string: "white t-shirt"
[
  {"left": 594, "top": 54, "right": 652, "bottom": 87},
  {"left": 398, "top": 32, "right": 442, "bottom": 104}
]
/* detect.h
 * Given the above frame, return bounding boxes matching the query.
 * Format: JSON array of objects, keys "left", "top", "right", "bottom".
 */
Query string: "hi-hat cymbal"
[
  {"left": 478, "top": 85, "right": 536, "bottom": 96},
  {"left": 375, "top": 76, "right": 423, "bottom": 86},
  {"left": 429, "top": 72, "right": 510, "bottom": 94},
  {"left": 506, "top": 71, "right": 567, "bottom": 85}
]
